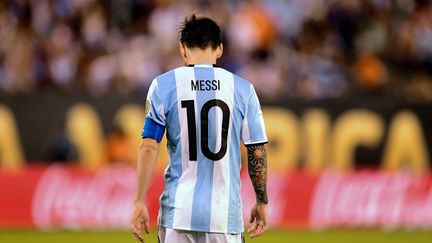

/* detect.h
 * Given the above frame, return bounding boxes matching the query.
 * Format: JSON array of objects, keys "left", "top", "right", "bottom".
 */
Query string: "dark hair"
[{"left": 179, "top": 14, "right": 222, "bottom": 50}]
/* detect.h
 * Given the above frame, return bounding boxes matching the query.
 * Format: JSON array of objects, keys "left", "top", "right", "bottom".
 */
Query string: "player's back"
[{"left": 146, "top": 63, "right": 267, "bottom": 234}]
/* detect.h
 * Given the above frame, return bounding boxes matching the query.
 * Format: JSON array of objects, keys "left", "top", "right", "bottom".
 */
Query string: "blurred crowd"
[{"left": 1, "top": 0, "right": 432, "bottom": 101}]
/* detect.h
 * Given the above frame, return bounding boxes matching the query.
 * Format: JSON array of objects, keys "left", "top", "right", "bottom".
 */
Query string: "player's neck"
[{"left": 185, "top": 48, "right": 217, "bottom": 65}]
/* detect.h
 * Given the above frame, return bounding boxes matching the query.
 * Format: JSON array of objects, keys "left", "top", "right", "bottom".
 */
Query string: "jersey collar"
[{"left": 187, "top": 63, "right": 219, "bottom": 68}]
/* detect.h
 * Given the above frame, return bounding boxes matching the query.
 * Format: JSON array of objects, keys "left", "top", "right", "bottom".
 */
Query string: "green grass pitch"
[{"left": 1, "top": 230, "right": 432, "bottom": 243}]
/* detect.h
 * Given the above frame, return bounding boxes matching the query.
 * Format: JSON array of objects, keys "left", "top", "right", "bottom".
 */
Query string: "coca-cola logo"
[
  {"left": 310, "top": 171, "right": 432, "bottom": 229},
  {"left": 32, "top": 164, "right": 136, "bottom": 230}
]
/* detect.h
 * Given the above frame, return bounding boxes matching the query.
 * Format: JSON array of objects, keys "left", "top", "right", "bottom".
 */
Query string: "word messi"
[{"left": 191, "top": 80, "right": 221, "bottom": 91}]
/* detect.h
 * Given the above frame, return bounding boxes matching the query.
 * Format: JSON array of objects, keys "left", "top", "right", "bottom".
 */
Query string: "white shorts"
[{"left": 158, "top": 226, "right": 244, "bottom": 243}]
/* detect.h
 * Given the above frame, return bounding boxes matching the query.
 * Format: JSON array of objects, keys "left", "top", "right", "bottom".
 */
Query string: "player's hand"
[
  {"left": 131, "top": 202, "right": 150, "bottom": 243},
  {"left": 247, "top": 202, "right": 268, "bottom": 238}
]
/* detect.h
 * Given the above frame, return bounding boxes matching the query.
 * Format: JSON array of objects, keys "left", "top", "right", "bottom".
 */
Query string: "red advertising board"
[{"left": 1, "top": 165, "right": 432, "bottom": 230}]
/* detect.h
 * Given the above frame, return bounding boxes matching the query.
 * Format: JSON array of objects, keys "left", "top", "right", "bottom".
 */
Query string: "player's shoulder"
[
  {"left": 152, "top": 68, "right": 178, "bottom": 84},
  {"left": 230, "top": 71, "right": 254, "bottom": 97},
  {"left": 216, "top": 67, "right": 253, "bottom": 91},
  {"left": 149, "top": 68, "right": 182, "bottom": 99},
  {"left": 233, "top": 73, "right": 252, "bottom": 87}
]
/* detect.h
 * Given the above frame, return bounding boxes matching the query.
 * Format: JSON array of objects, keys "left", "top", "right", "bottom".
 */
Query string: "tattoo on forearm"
[{"left": 247, "top": 144, "right": 268, "bottom": 204}]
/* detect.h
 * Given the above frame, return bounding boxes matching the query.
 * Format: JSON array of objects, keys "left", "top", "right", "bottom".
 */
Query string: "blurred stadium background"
[{"left": 1, "top": 0, "right": 432, "bottom": 242}]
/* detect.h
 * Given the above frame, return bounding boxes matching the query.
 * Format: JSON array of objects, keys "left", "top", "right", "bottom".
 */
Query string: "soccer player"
[{"left": 131, "top": 14, "right": 269, "bottom": 243}]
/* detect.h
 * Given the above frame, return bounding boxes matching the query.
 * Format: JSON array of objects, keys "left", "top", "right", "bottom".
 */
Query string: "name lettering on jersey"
[{"left": 191, "top": 80, "right": 220, "bottom": 91}]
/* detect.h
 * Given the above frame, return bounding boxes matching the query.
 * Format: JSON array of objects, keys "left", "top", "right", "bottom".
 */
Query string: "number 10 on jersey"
[{"left": 181, "top": 99, "right": 230, "bottom": 161}]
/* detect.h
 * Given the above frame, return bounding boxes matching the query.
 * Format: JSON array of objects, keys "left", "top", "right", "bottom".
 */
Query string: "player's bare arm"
[
  {"left": 131, "top": 139, "right": 160, "bottom": 243},
  {"left": 247, "top": 144, "right": 268, "bottom": 204},
  {"left": 246, "top": 144, "right": 269, "bottom": 238}
]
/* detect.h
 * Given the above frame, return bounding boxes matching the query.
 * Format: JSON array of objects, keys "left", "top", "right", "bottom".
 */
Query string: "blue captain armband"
[{"left": 141, "top": 117, "right": 165, "bottom": 143}]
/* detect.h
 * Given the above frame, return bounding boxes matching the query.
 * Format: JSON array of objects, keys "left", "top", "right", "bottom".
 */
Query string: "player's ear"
[
  {"left": 216, "top": 43, "right": 223, "bottom": 59},
  {"left": 179, "top": 42, "right": 187, "bottom": 64}
]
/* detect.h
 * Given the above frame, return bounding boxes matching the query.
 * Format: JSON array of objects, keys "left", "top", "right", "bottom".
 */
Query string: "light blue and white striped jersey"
[{"left": 144, "top": 63, "right": 267, "bottom": 234}]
